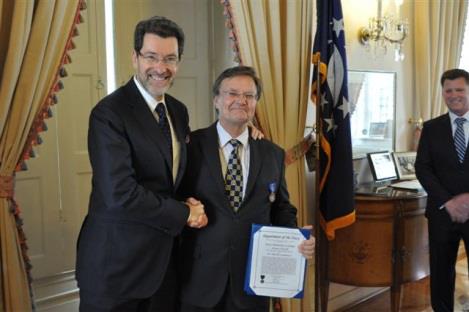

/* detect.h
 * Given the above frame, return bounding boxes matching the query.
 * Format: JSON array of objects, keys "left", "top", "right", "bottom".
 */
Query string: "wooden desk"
[{"left": 325, "top": 188, "right": 429, "bottom": 311}]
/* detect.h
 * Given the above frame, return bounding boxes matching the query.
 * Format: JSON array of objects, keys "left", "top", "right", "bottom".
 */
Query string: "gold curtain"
[
  {"left": 0, "top": 0, "right": 81, "bottom": 310},
  {"left": 413, "top": 0, "right": 468, "bottom": 120},
  {"left": 228, "top": 0, "right": 313, "bottom": 310}
]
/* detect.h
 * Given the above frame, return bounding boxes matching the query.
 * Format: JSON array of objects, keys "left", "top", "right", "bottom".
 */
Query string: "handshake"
[{"left": 185, "top": 197, "right": 208, "bottom": 228}]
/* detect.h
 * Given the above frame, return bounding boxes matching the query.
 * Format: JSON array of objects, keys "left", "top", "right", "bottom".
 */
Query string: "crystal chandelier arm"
[{"left": 383, "top": 26, "right": 408, "bottom": 44}]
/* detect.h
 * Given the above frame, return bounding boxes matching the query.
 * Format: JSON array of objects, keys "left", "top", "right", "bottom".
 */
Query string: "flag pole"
[
  {"left": 313, "top": 55, "right": 323, "bottom": 312},
  {"left": 313, "top": 1, "right": 354, "bottom": 309}
]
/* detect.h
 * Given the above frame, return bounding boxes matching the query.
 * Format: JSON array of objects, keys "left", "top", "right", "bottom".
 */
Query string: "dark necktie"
[
  {"left": 454, "top": 117, "right": 467, "bottom": 163},
  {"left": 225, "top": 139, "right": 243, "bottom": 212},
  {"left": 155, "top": 103, "right": 173, "bottom": 158}
]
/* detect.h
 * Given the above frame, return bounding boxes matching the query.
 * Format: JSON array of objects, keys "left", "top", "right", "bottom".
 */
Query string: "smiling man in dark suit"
[
  {"left": 76, "top": 16, "right": 207, "bottom": 312},
  {"left": 415, "top": 68, "right": 469, "bottom": 312},
  {"left": 179, "top": 66, "right": 315, "bottom": 312}
]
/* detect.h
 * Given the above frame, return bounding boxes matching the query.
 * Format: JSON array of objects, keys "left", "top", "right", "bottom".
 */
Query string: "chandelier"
[{"left": 359, "top": 0, "right": 408, "bottom": 61}]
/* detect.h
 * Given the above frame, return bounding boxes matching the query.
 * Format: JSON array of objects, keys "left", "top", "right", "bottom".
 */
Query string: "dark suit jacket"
[
  {"left": 415, "top": 113, "right": 469, "bottom": 223},
  {"left": 179, "top": 123, "right": 297, "bottom": 309},
  {"left": 76, "top": 79, "right": 190, "bottom": 299}
]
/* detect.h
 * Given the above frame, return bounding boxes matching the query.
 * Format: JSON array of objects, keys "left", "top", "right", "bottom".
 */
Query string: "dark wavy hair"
[
  {"left": 440, "top": 68, "right": 469, "bottom": 86},
  {"left": 134, "top": 16, "right": 185, "bottom": 59}
]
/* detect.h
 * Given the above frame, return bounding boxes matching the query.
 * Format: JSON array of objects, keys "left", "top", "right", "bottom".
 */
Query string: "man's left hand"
[{"left": 298, "top": 225, "right": 315, "bottom": 259}]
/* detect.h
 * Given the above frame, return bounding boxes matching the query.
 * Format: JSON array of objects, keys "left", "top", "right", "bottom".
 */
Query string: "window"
[{"left": 459, "top": 8, "right": 469, "bottom": 70}]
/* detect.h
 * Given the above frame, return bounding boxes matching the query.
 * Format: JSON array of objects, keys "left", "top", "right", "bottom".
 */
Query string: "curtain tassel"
[
  {"left": 0, "top": 175, "right": 14, "bottom": 198},
  {"left": 80, "top": 0, "right": 87, "bottom": 10},
  {"left": 63, "top": 53, "right": 72, "bottom": 64},
  {"left": 59, "top": 67, "right": 68, "bottom": 77},
  {"left": 51, "top": 94, "right": 58, "bottom": 104}
]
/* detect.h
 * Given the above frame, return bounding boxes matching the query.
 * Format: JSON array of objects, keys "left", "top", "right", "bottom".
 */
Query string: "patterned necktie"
[
  {"left": 155, "top": 103, "right": 173, "bottom": 158},
  {"left": 454, "top": 117, "right": 467, "bottom": 163},
  {"left": 225, "top": 139, "right": 243, "bottom": 212}
]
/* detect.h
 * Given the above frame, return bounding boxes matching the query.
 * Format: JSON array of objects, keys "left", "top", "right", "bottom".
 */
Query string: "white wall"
[
  {"left": 344, "top": 0, "right": 414, "bottom": 153},
  {"left": 341, "top": 0, "right": 415, "bottom": 185}
]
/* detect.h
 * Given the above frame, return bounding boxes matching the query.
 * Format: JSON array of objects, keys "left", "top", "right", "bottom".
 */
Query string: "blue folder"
[{"left": 244, "top": 224, "right": 311, "bottom": 299}]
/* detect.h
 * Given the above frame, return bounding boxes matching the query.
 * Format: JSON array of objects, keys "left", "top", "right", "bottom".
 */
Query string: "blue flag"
[{"left": 312, "top": 0, "right": 355, "bottom": 239}]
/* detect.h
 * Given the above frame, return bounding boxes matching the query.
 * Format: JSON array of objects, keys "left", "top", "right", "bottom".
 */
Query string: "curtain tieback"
[
  {"left": 285, "top": 134, "right": 315, "bottom": 166},
  {"left": 0, "top": 175, "right": 14, "bottom": 198}
]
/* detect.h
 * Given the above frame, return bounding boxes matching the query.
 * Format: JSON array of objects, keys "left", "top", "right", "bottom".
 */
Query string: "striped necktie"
[
  {"left": 454, "top": 117, "right": 467, "bottom": 163},
  {"left": 225, "top": 139, "right": 243, "bottom": 212}
]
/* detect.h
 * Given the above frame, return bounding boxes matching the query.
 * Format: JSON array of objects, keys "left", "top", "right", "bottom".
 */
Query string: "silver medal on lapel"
[{"left": 268, "top": 182, "right": 277, "bottom": 203}]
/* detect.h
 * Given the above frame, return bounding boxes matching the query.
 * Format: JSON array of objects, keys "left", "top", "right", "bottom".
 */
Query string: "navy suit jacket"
[
  {"left": 179, "top": 123, "right": 297, "bottom": 309},
  {"left": 415, "top": 113, "right": 469, "bottom": 223},
  {"left": 76, "top": 79, "right": 190, "bottom": 298}
]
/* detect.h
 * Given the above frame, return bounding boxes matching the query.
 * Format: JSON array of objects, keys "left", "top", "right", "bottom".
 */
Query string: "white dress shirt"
[
  {"left": 449, "top": 110, "right": 469, "bottom": 146},
  {"left": 133, "top": 76, "right": 180, "bottom": 182}
]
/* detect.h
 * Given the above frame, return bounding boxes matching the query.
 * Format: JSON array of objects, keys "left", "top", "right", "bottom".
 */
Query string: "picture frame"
[
  {"left": 392, "top": 151, "right": 417, "bottom": 180},
  {"left": 369, "top": 122, "right": 386, "bottom": 137},
  {"left": 367, "top": 151, "right": 398, "bottom": 182}
]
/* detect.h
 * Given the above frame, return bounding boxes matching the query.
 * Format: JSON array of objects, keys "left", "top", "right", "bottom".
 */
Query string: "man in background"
[
  {"left": 76, "top": 16, "right": 206, "bottom": 312},
  {"left": 415, "top": 68, "right": 469, "bottom": 312},
  {"left": 179, "top": 66, "right": 315, "bottom": 312}
]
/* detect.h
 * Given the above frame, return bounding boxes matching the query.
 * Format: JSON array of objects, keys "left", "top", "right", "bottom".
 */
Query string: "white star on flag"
[
  {"left": 321, "top": 92, "right": 329, "bottom": 109},
  {"left": 337, "top": 96, "right": 350, "bottom": 118},
  {"left": 324, "top": 118, "right": 335, "bottom": 132},
  {"left": 333, "top": 18, "right": 344, "bottom": 37}
]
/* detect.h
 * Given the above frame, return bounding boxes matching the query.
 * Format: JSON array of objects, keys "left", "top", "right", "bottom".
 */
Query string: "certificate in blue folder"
[{"left": 244, "top": 224, "right": 310, "bottom": 298}]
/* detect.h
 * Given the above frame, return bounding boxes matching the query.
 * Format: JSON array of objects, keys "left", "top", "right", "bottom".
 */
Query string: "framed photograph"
[
  {"left": 392, "top": 151, "right": 417, "bottom": 180},
  {"left": 369, "top": 122, "right": 386, "bottom": 137},
  {"left": 367, "top": 151, "right": 398, "bottom": 182}
]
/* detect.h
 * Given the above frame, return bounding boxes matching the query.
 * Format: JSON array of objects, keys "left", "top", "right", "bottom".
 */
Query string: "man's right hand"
[
  {"left": 185, "top": 197, "right": 208, "bottom": 228},
  {"left": 444, "top": 193, "right": 469, "bottom": 223}
]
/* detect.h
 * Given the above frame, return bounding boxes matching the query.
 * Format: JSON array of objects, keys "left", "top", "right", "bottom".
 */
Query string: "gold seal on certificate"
[{"left": 244, "top": 224, "right": 310, "bottom": 298}]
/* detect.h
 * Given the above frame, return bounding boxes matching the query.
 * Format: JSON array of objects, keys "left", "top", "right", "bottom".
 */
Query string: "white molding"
[
  {"left": 328, "top": 283, "right": 387, "bottom": 311},
  {"left": 33, "top": 271, "right": 79, "bottom": 312}
]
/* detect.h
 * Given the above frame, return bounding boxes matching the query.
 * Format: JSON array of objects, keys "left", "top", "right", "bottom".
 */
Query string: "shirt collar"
[
  {"left": 216, "top": 121, "right": 249, "bottom": 148},
  {"left": 133, "top": 76, "right": 166, "bottom": 110}
]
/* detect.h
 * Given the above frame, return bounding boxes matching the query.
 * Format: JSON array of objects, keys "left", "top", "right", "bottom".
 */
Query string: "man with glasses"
[
  {"left": 178, "top": 66, "right": 315, "bottom": 312},
  {"left": 76, "top": 16, "right": 207, "bottom": 312}
]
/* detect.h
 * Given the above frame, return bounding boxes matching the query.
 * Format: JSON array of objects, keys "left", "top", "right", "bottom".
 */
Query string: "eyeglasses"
[
  {"left": 137, "top": 52, "right": 179, "bottom": 66},
  {"left": 221, "top": 91, "right": 257, "bottom": 101}
]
